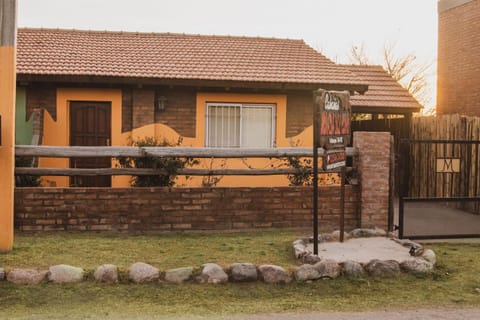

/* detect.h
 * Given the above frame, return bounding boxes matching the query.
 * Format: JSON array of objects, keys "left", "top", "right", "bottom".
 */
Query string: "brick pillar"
[{"left": 353, "top": 132, "right": 391, "bottom": 230}]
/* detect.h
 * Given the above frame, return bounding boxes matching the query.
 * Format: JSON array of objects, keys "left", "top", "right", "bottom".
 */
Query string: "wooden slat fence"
[{"left": 406, "top": 115, "right": 480, "bottom": 200}]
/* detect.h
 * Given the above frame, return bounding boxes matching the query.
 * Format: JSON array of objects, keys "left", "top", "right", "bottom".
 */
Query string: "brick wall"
[
  {"left": 14, "top": 186, "right": 360, "bottom": 232},
  {"left": 437, "top": 0, "right": 480, "bottom": 115},
  {"left": 26, "top": 86, "right": 57, "bottom": 121},
  {"left": 353, "top": 131, "right": 391, "bottom": 230},
  {"left": 132, "top": 89, "right": 155, "bottom": 130},
  {"left": 286, "top": 92, "right": 312, "bottom": 138},
  {"left": 154, "top": 88, "right": 196, "bottom": 138}
]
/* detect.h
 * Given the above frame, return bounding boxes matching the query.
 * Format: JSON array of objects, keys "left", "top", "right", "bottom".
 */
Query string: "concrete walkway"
[
  {"left": 306, "top": 237, "right": 412, "bottom": 264},
  {"left": 402, "top": 202, "right": 480, "bottom": 237}
]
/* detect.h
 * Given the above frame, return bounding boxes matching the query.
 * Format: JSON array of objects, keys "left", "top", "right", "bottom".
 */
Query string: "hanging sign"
[
  {"left": 324, "top": 149, "right": 347, "bottom": 171},
  {"left": 314, "top": 89, "right": 351, "bottom": 149}
]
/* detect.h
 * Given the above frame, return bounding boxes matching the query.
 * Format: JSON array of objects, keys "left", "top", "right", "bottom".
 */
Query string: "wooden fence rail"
[
  {"left": 15, "top": 146, "right": 358, "bottom": 177},
  {"left": 15, "top": 145, "right": 358, "bottom": 158}
]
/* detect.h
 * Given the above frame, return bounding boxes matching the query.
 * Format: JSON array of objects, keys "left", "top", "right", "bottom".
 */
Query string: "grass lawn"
[{"left": 1, "top": 231, "right": 480, "bottom": 319}]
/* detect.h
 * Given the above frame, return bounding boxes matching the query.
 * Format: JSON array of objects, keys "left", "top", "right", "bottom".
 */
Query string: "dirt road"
[{"left": 217, "top": 308, "right": 480, "bottom": 320}]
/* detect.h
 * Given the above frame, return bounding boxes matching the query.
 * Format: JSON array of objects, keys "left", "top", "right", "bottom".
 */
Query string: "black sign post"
[
  {"left": 313, "top": 90, "right": 351, "bottom": 250},
  {"left": 312, "top": 92, "right": 320, "bottom": 255}
]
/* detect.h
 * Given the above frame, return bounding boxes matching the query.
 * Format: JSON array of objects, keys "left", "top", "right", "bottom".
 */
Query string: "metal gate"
[{"left": 399, "top": 140, "right": 480, "bottom": 239}]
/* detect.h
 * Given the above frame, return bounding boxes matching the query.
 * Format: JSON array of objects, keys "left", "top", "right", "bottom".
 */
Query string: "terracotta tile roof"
[
  {"left": 345, "top": 64, "right": 422, "bottom": 112},
  {"left": 17, "top": 28, "right": 365, "bottom": 88}
]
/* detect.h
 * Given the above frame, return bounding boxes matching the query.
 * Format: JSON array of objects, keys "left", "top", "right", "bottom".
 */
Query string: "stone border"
[
  {"left": 292, "top": 228, "right": 437, "bottom": 278},
  {"left": 0, "top": 229, "right": 438, "bottom": 286},
  {"left": 0, "top": 246, "right": 436, "bottom": 286}
]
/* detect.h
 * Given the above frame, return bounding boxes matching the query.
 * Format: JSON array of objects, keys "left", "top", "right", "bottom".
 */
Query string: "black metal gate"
[{"left": 399, "top": 140, "right": 480, "bottom": 239}]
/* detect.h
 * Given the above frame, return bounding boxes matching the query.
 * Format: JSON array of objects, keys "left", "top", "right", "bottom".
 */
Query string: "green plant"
[
  {"left": 201, "top": 158, "right": 226, "bottom": 187},
  {"left": 15, "top": 156, "right": 41, "bottom": 187},
  {"left": 284, "top": 156, "right": 313, "bottom": 186},
  {"left": 116, "top": 136, "right": 198, "bottom": 187}
]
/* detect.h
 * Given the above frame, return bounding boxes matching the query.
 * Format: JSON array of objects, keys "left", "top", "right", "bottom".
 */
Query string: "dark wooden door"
[{"left": 70, "top": 101, "right": 111, "bottom": 187}]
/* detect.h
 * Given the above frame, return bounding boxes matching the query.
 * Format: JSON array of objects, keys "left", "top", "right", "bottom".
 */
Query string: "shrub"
[
  {"left": 284, "top": 156, "right": 313, "bottom": 186},
  {"left": 116, "top": 136, "right": 198, "bottom": 187},
  {"left": 15, "top": 156, "right": 41, "bottom": 187}
]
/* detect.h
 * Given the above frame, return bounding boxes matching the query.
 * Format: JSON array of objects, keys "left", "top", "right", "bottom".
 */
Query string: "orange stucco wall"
[
  {"left": 39, "top": 89, "right": 318, "bottom": 187},
  {"left": 39, "top": 88, "right": 126, "bottom": 187},
  {"left": 0, "top": 46, "right": 16, "bottom": 251}
]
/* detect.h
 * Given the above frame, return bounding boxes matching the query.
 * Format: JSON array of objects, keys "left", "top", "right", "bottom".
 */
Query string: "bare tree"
[
  {"left": 349, "top": 42, "right": 434, "bottom": 112},
  {"left": 349, "top": 43, "right": 371, "bottom": 65},
  {"left": 383, "top": 42, "right": 433, "bottom": 109}
]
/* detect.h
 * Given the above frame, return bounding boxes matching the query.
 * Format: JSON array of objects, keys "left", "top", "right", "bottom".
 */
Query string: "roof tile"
[
  {"left": 17, "top": 28, "right": 365, "bottom": 87},
  {"left": 345, "top": 64, "right": 422, "bottom": 111}
]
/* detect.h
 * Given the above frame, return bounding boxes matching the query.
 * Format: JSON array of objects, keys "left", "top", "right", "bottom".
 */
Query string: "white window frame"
[{"left": 206, "top": 103, "right": 276, "bottom": 148}]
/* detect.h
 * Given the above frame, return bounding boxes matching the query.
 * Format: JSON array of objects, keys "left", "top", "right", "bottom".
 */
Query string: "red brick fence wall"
[
  {"left": 14, "top": 186, "right": 360, "bottom": 232},
  {"left": 14, "top": 132, "right": 392, "bottom": 233}
]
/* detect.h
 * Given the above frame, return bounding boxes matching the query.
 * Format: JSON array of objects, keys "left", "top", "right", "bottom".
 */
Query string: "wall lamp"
[{"left": 155, "top": 95, "right": 167, "bottom": 111}]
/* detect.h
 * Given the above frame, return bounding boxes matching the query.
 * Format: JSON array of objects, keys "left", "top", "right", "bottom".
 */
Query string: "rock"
[
  {"left": 128, "top": 262, "right": 159, "bottom": 283},
  {"left": 230, "top": 263, "right": 257, "bottom": 282},
  {"left": 293, "top": 243, "right": 307, "bottom": 259},
  {"left": 94, "top": 264, "right": 118, "bottom": 283},
  {"left": 332, "top": 230, "right": 350, "bottom": 241},
  {"left": 343, "top": 260, "right": 365, "bottom": 278},
  {"left": 294, "top": 264, "right": 320, "bottom": 281},
  {"left": 7, "top": 268, "right": 47, "bottom": 285},
  {"left": 313, "top": 259, "right": 341, "bottom": 279},
  {"left": 200, "top": 263, "right": 228, "bottom": 284},
  {"left": 391, "top": 238, "right": 422, "bottom": 249},
  {"left": 165, "top": 267, "right": 193, "bottom": 284},
  {"left": 258, "top": 264, "right": 292, "bottom": 284},
  {"left": 387, "top": 231, "right": 398, "bottom": 238},
  {"left": 400, "top": 259, "right": 434, "bottom": 275},
  {"left": 319, "top": 233, "right": 334, "bottom": 242},
  {"left": 365, "top": 259, "right": 401, "bottom": 277},
  {"left": 0, "top": 268, "right": 5, "bottom": 281},
  {"left": 302, "top": 253, "right": 321, "bottom": 265},
  {"left": 350, "top": 228, "right": 377, "bottom": 238},
  {"left": 422, "top": 249, "right": 436, "bottom": 265},
  {"left": 293, "top": 239, "right": 306, "bottom": 246},
  {"left": 373, "top": 228, "right": 387, "bottom": 237},
  {"left": 48, "top": 264, "right": 84, "bottom": 284}
]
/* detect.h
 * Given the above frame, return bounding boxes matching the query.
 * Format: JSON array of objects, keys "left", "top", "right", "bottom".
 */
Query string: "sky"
[{"left": 17, "top": 0, "right": 438, "bottom": 109}]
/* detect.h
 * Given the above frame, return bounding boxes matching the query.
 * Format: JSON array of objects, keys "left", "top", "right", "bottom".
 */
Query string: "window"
[{"left": 206, "top": 103, "right": 275, "bottom": 148}]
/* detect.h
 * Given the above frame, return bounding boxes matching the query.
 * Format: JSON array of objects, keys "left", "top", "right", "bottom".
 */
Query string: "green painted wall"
[{"left": 15, "top": 87, "right": 33, "bottom": 145}]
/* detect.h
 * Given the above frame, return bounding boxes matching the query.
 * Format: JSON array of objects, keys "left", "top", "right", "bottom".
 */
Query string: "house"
[
  {"left": 15, "top": 28, "right": 418, "bottom": 187},
  {"left": 437, "top": 0, "right": 480, "bottom": 115},
  {"left": 15, "top": 28, "right": 368, "bottom": 187}
]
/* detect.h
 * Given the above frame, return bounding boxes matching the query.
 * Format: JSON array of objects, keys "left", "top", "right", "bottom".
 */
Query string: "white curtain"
[
  {"left": 241, "top": 106, "right": 272, "bottom": 148},
  {"left": 207, "top": 104, "right": 273, "bottom": 148}
]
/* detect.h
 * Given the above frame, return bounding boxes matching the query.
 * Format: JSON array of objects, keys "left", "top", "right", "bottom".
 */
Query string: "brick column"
[{"left": 353, "top": 132, "right": 391, "bottom": 230}]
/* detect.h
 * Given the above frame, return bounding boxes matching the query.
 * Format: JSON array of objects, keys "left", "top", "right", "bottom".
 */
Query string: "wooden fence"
[
  {"left": 411, "top": 114, "right": 480, "bottom": 140},
  {"left": 15, "top": 146, "right": 358, "bottom": 177},
  {"left": 404, "top": 115, "right": 480, "bottom": 201}
]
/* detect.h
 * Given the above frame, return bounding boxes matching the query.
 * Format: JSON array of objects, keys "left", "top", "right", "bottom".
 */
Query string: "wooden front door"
[{"left": 70, "top": 101, "right": 111, "bottom": 187}]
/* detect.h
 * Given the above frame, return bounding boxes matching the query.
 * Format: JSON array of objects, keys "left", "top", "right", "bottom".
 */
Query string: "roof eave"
[
  {"left": 352, "top": 105, "right": 422, "bottom": 115},
  {"left": 16, "top": 73, "right": 369, "bottom": 93}
]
